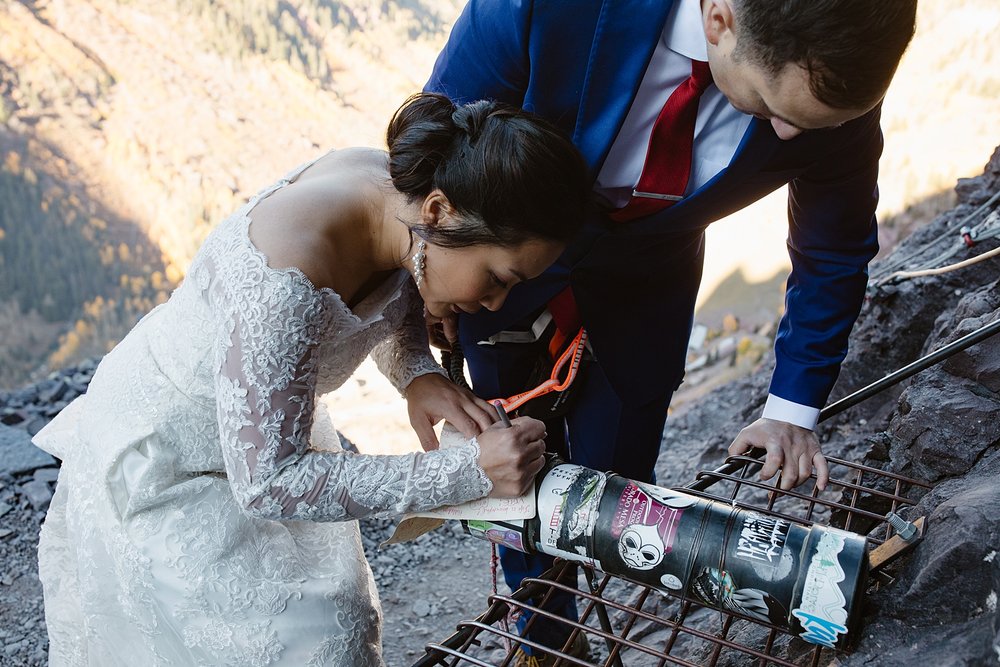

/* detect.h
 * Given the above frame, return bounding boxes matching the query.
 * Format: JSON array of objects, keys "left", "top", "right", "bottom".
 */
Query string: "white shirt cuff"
[{"left": 762, "top": 394, "right": 820, "bottom": 431}]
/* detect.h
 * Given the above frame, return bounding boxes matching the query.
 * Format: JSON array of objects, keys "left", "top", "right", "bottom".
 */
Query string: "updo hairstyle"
[{"left": 386, "top": 93, "right": 590, "bottom": 248}]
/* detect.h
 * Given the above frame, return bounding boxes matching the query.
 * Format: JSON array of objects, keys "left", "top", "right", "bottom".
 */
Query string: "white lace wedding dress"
[{"left": 35, "top": 157, "right": 493, "bottom": 666}]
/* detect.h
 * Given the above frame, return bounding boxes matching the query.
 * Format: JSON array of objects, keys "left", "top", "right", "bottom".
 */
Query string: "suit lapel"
[
  {"left": 573, "top": 0, "right": 675, "bottom": 178},
  {"left": 690, "top": 117, "right": 776, "bottom": 196}
]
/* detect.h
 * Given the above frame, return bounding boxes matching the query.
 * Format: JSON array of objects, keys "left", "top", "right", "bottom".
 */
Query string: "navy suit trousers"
[{"left": 461, "top": 319, "right": 673, "bottom": 650}]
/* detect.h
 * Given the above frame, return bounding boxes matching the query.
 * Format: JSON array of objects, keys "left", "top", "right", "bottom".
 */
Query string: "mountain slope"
[{"left": 0, "top": 0, "right": 459, "bottom": 387}]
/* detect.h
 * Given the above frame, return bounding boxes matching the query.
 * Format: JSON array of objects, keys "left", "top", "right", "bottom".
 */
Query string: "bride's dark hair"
[{"left": 386, "top": 93, "right": 590, "bottom": 248}]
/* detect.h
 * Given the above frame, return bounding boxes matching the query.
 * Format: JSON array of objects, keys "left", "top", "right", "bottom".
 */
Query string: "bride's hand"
[
  {"left": 405, "top": 373, "right": 496, "bottom": 451},
  {"left": 476, "top": 416, "right": 547, "bottom": 497}
]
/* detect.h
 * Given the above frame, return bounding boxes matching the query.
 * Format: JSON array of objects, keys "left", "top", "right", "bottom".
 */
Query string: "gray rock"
[
  {"left": 413, "top": 599, "right": 431, "bottom": 617},
  {"left": 0, "top": 425, "right": 55, "bottom": 475},
  {"left": 25, "top": 418, "right": 48, "bottom": 437},
  {"left": 887, "top": 370, "right": 1000, "bottom": 481},
  {"left": 0, "top": 408, "right": 26, "bottom": 426},
  {"left": 842, "top": 477, "right": 1000, "bottom": 666},
  {"left": 42, "top": 402, "right": 68, "bottom": 418},
  {"left": 32, "top": 468, "right": 60, "bottom": 484},
  {"left": 19, "top": 480, "right": 53, "bottom": 511},
  {"left": 942, "top": 314, "right": 1000, "bottom": 394}
]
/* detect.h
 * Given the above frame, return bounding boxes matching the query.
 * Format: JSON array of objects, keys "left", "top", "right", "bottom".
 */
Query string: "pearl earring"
[{"left": 412, "top": 239, "right": 427, "bottom": 289}]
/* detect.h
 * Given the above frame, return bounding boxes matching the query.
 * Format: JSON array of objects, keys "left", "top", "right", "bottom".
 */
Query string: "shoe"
[{"left": 513, "top": 631, "right": 591, "bottom": 666}]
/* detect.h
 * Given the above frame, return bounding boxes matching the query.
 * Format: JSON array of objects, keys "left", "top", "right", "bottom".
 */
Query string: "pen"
[{"left": 492, "top": 400, "right": 512, "bottom": 428}]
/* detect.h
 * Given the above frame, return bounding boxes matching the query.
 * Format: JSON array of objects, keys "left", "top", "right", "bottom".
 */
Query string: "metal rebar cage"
[{"left": 413, "top": 453, "right": 932, "bottom": 667}]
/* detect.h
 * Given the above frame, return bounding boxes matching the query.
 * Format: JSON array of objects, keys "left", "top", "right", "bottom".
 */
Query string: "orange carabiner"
[{"left": 493, "top": 328, "right": 588, "bottom": 413}]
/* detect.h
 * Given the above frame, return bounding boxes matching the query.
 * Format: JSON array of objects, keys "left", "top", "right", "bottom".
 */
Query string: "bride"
[{"left": 34, "top": 93, "right": 591, "bottom": 666}]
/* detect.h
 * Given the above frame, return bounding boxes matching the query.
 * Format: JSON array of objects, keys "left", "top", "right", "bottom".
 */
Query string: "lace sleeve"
[
  {"left": 212, "top": 271, "right": 492, "bottom": 522},
  {"left": 370, "top": 279, "right": 447, "bottom": 394}
]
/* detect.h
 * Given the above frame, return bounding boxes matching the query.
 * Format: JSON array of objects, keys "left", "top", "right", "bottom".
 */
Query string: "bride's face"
[{"left": 419, "top": 237, "right": 563, "bottom": 319}]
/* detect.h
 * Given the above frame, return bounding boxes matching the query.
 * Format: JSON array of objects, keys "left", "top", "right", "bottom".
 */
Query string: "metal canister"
[{"left": 466, "top": 459, "right": 867, "bottom": 648}]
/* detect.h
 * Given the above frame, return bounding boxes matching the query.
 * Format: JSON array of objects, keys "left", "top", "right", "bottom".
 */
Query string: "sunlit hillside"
[
  {"left": 0, "top": 0, "right": 460, "bottom": 387},
  {"left": 0, "top": 0, "right": 997, "bottom": 389},
  {"left": 697, "top": 0, "right": 1000, "bottom": 325}
]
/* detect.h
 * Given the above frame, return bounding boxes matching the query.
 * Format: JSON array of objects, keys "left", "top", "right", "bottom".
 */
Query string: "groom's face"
[
  {"left": 702, "top": 0, "right": 875, "bottom": 140},
  {"left": 711, "top": 55, "right": 872, "bottom": 141}
]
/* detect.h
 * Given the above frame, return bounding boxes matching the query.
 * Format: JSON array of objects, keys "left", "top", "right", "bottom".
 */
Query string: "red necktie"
[
  {"left": 610, "top": 59, "right": 713, "bottom": 222},
  {"left": 545, "top": 61, "right": 713, "bottom": 343}
]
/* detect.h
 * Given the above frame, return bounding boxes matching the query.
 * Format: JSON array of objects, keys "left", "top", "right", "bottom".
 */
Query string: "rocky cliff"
[
  {"left": 0, "top": 0, "right": 461, "bottom": 387},
  {"left": 651, "top": 145, "right": 1000, "bottom": 665}
]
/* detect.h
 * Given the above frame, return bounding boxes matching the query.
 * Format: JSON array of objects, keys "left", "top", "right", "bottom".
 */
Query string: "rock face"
[
  {"left": 1, "top": 148, "right": 998, "bottom": 665},
  {"left": 842, "top": 149, "right": 1000, "bottom": 665},
  {"left": 655, "top": 146, "right": 1000, "bottom": 666}
]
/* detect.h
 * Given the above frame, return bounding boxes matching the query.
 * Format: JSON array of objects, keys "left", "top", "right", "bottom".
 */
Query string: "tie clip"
[{"left": 632, "top": 189, "right": 683, "bottom": 201}]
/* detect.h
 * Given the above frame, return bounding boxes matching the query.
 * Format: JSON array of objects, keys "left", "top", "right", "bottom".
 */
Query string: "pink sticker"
[{"left": 611, "top": 483, "right": 684, "bottom": 554}]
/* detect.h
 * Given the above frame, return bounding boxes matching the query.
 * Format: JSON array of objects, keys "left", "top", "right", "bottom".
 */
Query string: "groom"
[{"left": 426, "top": 0, "right": 917, "bottom": 660}]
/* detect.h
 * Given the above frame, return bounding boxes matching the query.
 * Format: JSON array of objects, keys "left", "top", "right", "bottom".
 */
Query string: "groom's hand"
[{"left": 728, "top": 418, "right": 829, "bottom": 492}]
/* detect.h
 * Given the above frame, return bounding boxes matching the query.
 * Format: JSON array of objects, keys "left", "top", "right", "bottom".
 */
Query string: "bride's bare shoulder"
[{"left": 246, "top": 149, "right": 386, "bottom": 291}]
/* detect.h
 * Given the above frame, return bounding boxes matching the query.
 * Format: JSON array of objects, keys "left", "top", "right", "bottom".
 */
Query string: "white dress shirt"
[{"left": 593, "top": 0, "right": 819, "bottom": 430}]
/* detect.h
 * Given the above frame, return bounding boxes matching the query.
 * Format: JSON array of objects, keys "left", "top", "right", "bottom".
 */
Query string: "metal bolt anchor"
[{"left": 886, "top": 511, "right": 918, "bottom": 541}]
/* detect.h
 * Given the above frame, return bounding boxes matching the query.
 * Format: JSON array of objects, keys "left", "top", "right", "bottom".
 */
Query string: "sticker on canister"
[
  {"left": 732, "top": 511, "right": 795, "bottom": 582},
  {"left": 464, "top": 519, "right": 527, "bottom": 553},
  {"left": 690, "top": 565, "right": 790, "bottom": 624},
  {"left": 609, "top": 482, "right": 691, "bottom": 571},
  {"left": 791, "top": 528, "right": 851, "bottom": 648},
  {"left": 536, "top": 464, "right": 605, "bottom": 567}
]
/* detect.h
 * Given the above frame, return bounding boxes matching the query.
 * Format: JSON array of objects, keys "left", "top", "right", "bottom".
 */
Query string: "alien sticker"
[
  {"left": 618, "top": 523, "right": 667, "bottom": 570},
  {"left": 609, "top": 482, "right": 697, "bottom": 582}
]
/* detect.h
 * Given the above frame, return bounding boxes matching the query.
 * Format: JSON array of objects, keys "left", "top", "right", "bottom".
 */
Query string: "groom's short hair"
[{"left": 734, "top": 0, "right": 918, "bottom": 109}]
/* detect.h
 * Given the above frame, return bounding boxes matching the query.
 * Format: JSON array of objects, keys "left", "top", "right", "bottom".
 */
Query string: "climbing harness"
[
  {"left": 441, "top": 310, "right": 591, "bottom": 421},
  {"left": 493, "top": 327, "right": 588, "bottom": 416}
]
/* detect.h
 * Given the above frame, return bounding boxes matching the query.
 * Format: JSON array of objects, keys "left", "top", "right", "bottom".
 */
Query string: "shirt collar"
[{"left": 664, "top": 0, "right": 710, "bottom": 62}]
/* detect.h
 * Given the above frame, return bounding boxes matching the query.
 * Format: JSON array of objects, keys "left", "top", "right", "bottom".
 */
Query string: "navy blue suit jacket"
[{"left": 426, "top": 0, "right": 881, "bottom": 409}]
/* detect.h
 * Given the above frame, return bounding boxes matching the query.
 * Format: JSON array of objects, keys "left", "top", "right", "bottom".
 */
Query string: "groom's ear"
[
  {"left": 703, "top": 0, "right": 736, "bottom": 47},
  {"left": 421, "top": 189, "right": 457, "bottom": 228}
]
